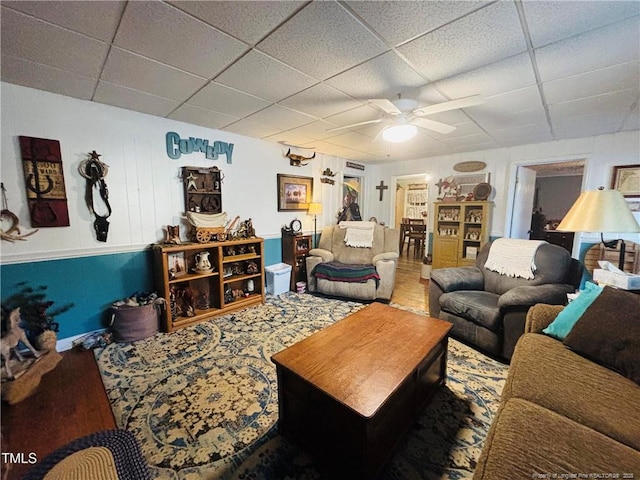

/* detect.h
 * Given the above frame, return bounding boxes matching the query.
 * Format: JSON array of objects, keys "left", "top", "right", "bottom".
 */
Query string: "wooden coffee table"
[{"left": 271, "top": 302, "right": 452, "bottom": 479}]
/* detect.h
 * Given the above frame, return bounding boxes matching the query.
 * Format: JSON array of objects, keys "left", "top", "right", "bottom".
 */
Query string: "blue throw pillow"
[{"left": 543, "top": 282, "right": 603, "bottom": 340}]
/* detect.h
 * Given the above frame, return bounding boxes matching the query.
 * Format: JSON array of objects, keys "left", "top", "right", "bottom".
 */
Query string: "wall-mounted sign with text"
[{"left": 165, "top": 132, "right": 234, "bottom": 164}]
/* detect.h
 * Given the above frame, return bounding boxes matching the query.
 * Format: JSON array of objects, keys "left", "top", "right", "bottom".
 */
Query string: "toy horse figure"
[{"left": 1, "top": 308, "right": 41, "bottom": 379}]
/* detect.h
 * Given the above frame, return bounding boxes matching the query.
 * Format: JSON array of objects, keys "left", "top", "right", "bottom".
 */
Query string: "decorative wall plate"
[
  {"left": 453, "top": 161, "right": 487, "bottom": 172},
  {"left": 473, "top": 183, "right": 492, "bottom": 200}
]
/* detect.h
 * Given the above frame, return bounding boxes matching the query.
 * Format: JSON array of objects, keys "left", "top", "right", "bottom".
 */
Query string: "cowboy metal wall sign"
[
  {"left": 19, "top": 136, "right": 70, "bottom": 227},
  {"left": 165, "top": 132, "right": 234, "bottom": 164}
]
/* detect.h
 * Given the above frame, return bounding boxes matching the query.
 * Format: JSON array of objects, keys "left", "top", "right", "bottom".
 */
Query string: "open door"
[{"left": 510, "top": 166, "right": 537, "bottom": 239}]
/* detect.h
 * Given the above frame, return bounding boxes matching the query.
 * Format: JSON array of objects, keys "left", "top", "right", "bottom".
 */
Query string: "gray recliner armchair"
[
  {"left": 306, "top": 224, "right": 399, "bottom": 301},
  {"left": 428, "top": 240, "right": 583, "bottom": 361}
]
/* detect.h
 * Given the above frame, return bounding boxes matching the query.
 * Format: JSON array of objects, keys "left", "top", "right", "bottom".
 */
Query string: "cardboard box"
[{"left": 593, "top": 269, "right": 640, "bottom": 290}]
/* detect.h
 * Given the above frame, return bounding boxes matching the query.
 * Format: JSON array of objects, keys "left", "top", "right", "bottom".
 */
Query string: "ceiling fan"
[{"left": 327, "top": 94, "right": 485, "bottom": 143}]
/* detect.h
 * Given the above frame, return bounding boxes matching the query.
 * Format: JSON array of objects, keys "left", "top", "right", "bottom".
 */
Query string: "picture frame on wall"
[
  {"left": 277, "top": 174, "right": 313, "bottom": 211},
  {"left": 611, "top": 164, "right": 640, "bottom": 198}
]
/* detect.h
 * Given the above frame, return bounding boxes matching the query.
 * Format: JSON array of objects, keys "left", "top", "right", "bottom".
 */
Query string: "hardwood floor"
[
  {"left": 1, "top": 349, "right": 115, "bottom": 480},
  {"left": 0, "top": 251, "right": 428, "bottom": 479},
  {"left": 391, "top": 248, "right": 430, "bottom": 313}
]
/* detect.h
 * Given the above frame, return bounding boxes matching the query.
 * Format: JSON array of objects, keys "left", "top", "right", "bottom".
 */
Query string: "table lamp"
[
  {"left": 556, "top": 187, "right": 640, "bottom": 270},
  {"left": 308, "top": 202, "right": 323, "bottom": 248}
]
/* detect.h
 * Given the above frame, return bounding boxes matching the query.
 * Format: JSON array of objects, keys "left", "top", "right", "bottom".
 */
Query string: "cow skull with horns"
[{"left": 285, "top": 148, "right": 315, "bottom": 167}]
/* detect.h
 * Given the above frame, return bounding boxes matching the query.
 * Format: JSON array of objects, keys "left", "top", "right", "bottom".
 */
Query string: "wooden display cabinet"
[
  {"left": 282, "top": 235, "right": 311, "bottom": 291},
  {"left": 433, "top": 201, "right": 492, "bottom": 269},
  {"left": 153, "top": 237, "right": 265, "bottom": 332}
]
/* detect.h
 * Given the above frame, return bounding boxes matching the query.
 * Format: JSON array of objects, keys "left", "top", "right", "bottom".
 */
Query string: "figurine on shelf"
[
  {"left": 165, "top": 225, "right": 181, "bottom": 244},
  {"left": 247, "top": 245, "right": 256, "bottom": 254},
  {"left": 236, "top": 245, "right": 247, "bottom": 255},
  {"left": 245, "top": 261, "right": 259, "bottom": 275},
  {"left": 175, "top": 283, "right": 196, "bottom": 317},
  {"left": 224, "top": 286, "right": 234, "bottom": 303},
  {"left": 224, "top": 246, "right": 236, "bottom": 256}
]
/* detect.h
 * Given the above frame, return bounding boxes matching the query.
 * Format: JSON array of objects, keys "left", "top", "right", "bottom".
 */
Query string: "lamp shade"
[
  {"left": 556, "top": 188, "right": 640, "bottom": 233},
  {"left": 308, "top": 202, "right": 323, "bottom": 215}
]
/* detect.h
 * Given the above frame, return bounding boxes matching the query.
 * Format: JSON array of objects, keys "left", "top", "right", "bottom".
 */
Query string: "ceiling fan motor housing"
[{"left": 393, "top": 98, "right": 418, "bottom": 113}]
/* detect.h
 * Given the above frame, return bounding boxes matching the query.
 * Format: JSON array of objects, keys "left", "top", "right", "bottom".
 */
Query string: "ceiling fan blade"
[
  {"left": 326, "top": 118, "right": 384, "bottom": 133},
  {"left": 369, "top": 98, "right": 402, "bottom": 115},
  {"left": 414, "top": 94, "right": 485, "bottom": 116},
  {"left": 411, "top": 117, "right": 456, "bottom": 134},
  {"left": 371, "top": 126, "right": 387, "bottom": 143}
]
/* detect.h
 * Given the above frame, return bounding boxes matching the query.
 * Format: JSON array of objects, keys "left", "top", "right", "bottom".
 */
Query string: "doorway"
[{"left": 507, "top": 159, "right": 585, "bottom": 253}]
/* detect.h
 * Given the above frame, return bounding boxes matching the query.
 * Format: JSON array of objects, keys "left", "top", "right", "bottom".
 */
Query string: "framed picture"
[
  {"left": 612, "top": 164, "right": 640, "bottom": 198},
  {"left": 277, "top": 174, "right": 313, "bottom": 211},
  {"left": 168, "top": 252, "right": 186, "bottom": 278}
]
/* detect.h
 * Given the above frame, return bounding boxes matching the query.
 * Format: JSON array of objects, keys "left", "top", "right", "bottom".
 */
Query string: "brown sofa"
[{"left": 474, "top": 303, "right": 640, "bottom": 479}]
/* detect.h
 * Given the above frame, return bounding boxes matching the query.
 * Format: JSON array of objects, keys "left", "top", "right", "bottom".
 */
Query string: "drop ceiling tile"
[
  {"left": 441, "top": 132, "right": 498, "bottom": 148},
  {"left": 536, "top": 17, "right": 640, "bottom": 82},
  {"left": 491, "top": 123, "right": 553, "bottom": 145},
  {"left": 398, "top": 1, "right": 527, "bottom": 82},
  {"left": 244, "top": 104, "right": 316, "bottom": 131},
  {"left": 169, "top": 104, "right": 239, "bottom": 130},
  {"left": 523, "top": 1, "right": 640, "bottom": 48},
  {"left": 548, "top": 89, "right": 638, "bottom": 119},
  {"left": 102, "top": 48, "right": 207, "bottom": 102},
  {"left": 544, "top": 61, "right": 640, "bottom": 105},
  {"left": 2, "top": 0, "right": 126, "bottom": 42},
  {"left": 1, "top": 54, "right": 96, "bottom": 100},
  {"left": 622, "top": 102, "right": 640, "bottom": 131},
  {"left": 282, "top": 120, "right": 339, "bottom": 141},
  {"left": 325, "top": 52, "right": 427, "bottom": 99},
  {"left": 553, "top": 113, "right": 623, "bottom": 138},
  {"left": 344, "top": 0, "right": 490, "bottom": 47},
  {"left": 323, "top": 105, "right": 381, "bottom": 128},
  {"left": 257, "top": 1, "right": 387, "bottom": 80},
  {"left": 262, "top": 131, "right": 318, "bottom": 147},
  {"left": 114, "top": 1, "right": 247, "bottom": 78},
  {"left": 280, "top": 84, "right": 364, "bottom": 119},
  {"left": 221, "top": 118, "right": 286, "bottom": 139},
  {"left": 168, "top": 1, "right": 305, "bottom": 45},
  {"left": 94, "top": 81, "right": 180, "bottom": 117},
  {"left": 188, "top": 82, "right": 271, "bottom": 117},
  {"left": 466, "top": 86, "right": 547, "bottom": 131},
  {"left": 216, "top": 50, "right": 317, "bottom": 102},
  {"left": 1, "top": 7, "right": 109, "bottom": 77},
  {"left": 325, "top": 131, "right": 374, "bottom": 150},
  {"left": 436, "top": 53, "right": 537, "bottom": 99}
]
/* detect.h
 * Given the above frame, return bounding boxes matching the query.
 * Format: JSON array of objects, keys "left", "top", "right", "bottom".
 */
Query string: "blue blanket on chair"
[{"left": 313, "top": 261, "right": 380, "bottom": 286}]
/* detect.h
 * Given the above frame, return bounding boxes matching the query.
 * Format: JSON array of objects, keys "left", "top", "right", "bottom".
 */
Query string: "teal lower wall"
[{"left": 1, "top": 238, "right": 283, "bottom": 340}]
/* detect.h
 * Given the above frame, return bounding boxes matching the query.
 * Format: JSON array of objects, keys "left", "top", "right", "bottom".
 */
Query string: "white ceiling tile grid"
[{"left": 1, "top": 0, "right": 638, "bottom": 163}]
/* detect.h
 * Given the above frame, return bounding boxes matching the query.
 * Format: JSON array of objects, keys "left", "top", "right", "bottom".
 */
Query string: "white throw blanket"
[
  {"left": 339, "top": 221, "right": 376, "bottom": 248},
  {"left": 484, "top": 238, "right": 547, "bottom": 279}
]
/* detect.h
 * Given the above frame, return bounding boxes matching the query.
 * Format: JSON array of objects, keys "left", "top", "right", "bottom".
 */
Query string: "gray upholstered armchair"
[
  {"left": 428, "top": 240, "right": 583, "bottom": 360},
  {"left": 306, "top": 223, "right": 399, "bottom": 301}
]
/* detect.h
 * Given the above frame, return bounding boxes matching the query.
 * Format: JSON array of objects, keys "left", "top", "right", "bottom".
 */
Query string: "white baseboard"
[{"left": 57, "top": 329, "right": 107, "bottom": 352}]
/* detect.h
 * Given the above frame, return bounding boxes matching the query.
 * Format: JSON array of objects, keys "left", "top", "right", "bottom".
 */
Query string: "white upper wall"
[
  {"left": 2, "top": 82, "right": 639, "bottom": 264},
  {"left": 1, "top": 83, "right": 358, "bottom": 264}
]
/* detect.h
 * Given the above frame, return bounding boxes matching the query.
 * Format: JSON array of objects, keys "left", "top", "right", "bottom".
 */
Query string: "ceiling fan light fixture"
[{"left": 382, "top": 123, "right": 417, "bottom": 143}]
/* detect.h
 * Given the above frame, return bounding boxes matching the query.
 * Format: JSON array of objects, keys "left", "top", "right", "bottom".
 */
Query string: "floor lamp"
[
  {"left": 308, "top": 203, "right": 323, "bottom": 248},
  {"left": 557, "top": 187, "right": 640, "bottom": 270}
]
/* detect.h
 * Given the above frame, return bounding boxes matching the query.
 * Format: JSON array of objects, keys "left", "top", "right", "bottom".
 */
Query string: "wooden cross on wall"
[{"left": 376, "top": 180, "right": 388, "bottom": 201}]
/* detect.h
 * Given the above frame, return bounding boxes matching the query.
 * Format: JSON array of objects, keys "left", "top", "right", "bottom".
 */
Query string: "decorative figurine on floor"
[
  {"left": 165, "top": 225, "right": 181, "bottom": 244},
  {"left": 1, "top": 308, "right": 41, "bottom": 379}
]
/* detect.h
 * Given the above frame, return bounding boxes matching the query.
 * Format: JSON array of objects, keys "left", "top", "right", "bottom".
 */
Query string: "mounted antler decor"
[{"left": 285, "top": 148, "right": 315, "bottom": 167}]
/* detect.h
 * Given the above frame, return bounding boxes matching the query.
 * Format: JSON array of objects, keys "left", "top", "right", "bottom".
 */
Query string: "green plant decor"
[{"left": 1, "top": 282, "right": 74, "bottom": 342}]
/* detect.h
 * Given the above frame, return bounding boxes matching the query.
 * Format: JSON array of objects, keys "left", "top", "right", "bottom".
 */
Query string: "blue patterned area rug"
[{"left": 95, "top": 293, "right": 507, "bottom": 480}]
